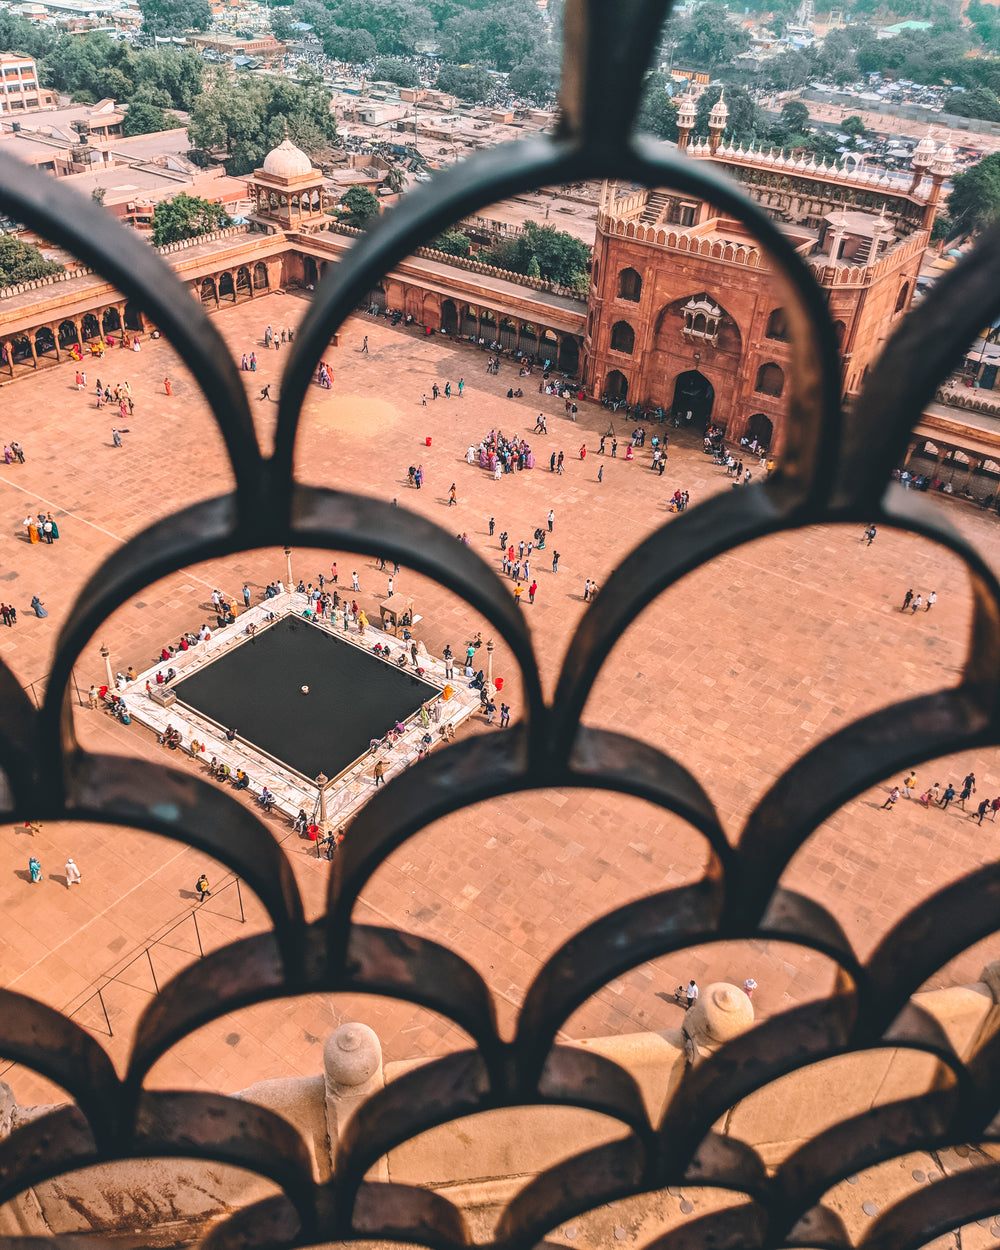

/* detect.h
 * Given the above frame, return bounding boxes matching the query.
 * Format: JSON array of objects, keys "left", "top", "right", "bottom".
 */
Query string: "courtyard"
[{"left": 2, "top": 289, "right": 999, "bottom": 1108}]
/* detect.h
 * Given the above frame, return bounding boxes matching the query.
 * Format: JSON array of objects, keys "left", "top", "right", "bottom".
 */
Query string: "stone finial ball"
[
  {"left": 685, "top": 982, "right": 754, "bottom": 1045},
  {"left": 324, "top": 1022, "right": 382, "bottom": 1086}
]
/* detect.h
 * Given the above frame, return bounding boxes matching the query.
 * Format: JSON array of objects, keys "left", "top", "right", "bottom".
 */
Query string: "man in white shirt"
[{"left": 686, "top": 980, "right": 699, "bottom": 1010}]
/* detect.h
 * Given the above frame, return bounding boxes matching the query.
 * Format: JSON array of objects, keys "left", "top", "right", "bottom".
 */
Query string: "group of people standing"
[
  {"left": 468, "top": 429, "right": 537, "bottom": 479},
  {"left": 23, "top": 512, "right": 59, "bottom": 544}
]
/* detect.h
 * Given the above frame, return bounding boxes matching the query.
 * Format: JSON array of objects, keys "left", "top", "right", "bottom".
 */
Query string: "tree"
[
  {"left": 638, "top": 73, "right": 680, "bottom": 141},
  {"left": 673, "top": 3, "right": 751, "bottom": 66},
  {"left": 481, "top": 221, "right": 590, "bottom": 287},
  {"left": 947, "top": 152, "right": 1000, "bottom": 234},
  {"left": 693, "top": 85, "right": 762, "bottom": 146},
  {"left": 842, "top": 115, "right": 867, "bottom": 138},
  {"left": 949, "top": 86, "right": 1000, "bottom": 123},
  {"left": 322, "top": 25, "right": 376, "bottom": 61},
  {"left": 508, "top": 44, "right": 560, "bottom": 102},
  {"left": 151, "top": 192, "right": 231, "bottom": 245},
  {"left": 0, "top": 234, "right": 63, "bottom": 286},
  {"left": 339, "top": 185, "right": 380, "bottom": 227},
  {"left": 187, "top": 73, "right": 337, "bottom": 175},
  {"left": 430, "top": 228, "right": 471, "bottom": 255},
  {"left": 383, "top": 164, "right": 406, "bottom": 193},
  {"left": 780, "top": 100, "right": 811, "bottom": 132},
  {"left": 371, "top": 57, "right": 420, "bottom": 87},
  {"left": 91, "top": 186, "right": 106, "bottom": 204},
  {"left": 436, "top": 0, "right": 543, "bottom": 71},
  {"left": 123, "top": 101, "right": 174, "bottom": 136},
  {"left": 436, "top": 62, "right": 492, "bottom": 102},
  {"left": 139, "top": 0, "right": 211, "bottom": 34},
  {"left": 325, "top": 0, "right": 434, "bottom": 56}
]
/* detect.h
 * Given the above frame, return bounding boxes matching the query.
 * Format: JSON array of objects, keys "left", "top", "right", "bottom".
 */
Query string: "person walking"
[
  {"left": 362, "top": 335, "right": 369, "bottom": 354},
  {"left": 449, "top": 483, "right": 457, "bottom": 507},
  {"left": 547, "top": 509, "right": 554, "bottom": 532},
  {"left": 960, "top": 772, "right": 976, "bottom": 808},
  {"left": 489, "top": 517, "right": 495, "bottom": 536},
  {"left": 258, "top": 384, "right": 271, "bottom": 401},
  {"left": 65, "top": 857, "right": 81, "bottom": 886},
  {"left": 939, "top": 783, "right": 957, "bottom": 810},
  {"left": 974, "top": 797, "right": 991, "bottom": 825},
  {"left": 242, "top": 584, "right": 251, "bottom": 608},
  {"left": 881, "top": 786, "right": 900, "bottom": 810},
  {"left": 374, "top": 759, "right": 385, "bottom": 786},
  {"left": 387, "top": 575, "right": 394, "bottom": 597},
  {"left": 88, "top": 684, "right": 99, "bottom": 709},
  {"left": 552, "top": 550, "right": 560, "bottom": 573},
  {"left": 685, "top": 980, "right": 699, "bottom": 1010},
  {"left": 743, "top": 977, "right": 757, "bottom": 999},
  {"left": 911, "top": 594, "right": 923, "bottom": 613},
  {"left": 164, "top": 377, "right": 172, "bottom": 396},
  {"left": 196, "top": 873, "right": 211, "bottom": 901},
  {"left": 902, "top": 771, "right": 916, "bottom": 799},
  {"left": 598, "top": 463, "right": 604, "bottom": 484},
  {"left": 352, "top": 570, "right": 360, "bottom": 591},
  {"left": 500, "top": 702, "right": 510, "bottom": 727},
  {"left": 584, "top": 578, "right": 592, "bottom": 602},
  {"left": 513, "top": 582, "right": 524, "bottom": 606},
  {"left": 528, "top": 579, "right": 537, "bottom": 604},
  {"left": 926, "top": 590, "right": 937, "bottom": 611},
  {"left": 901, "top": 589, "right": 913, "bottom": 612},
  {"left": 28, "top": 855, "right": 41, "bottom": 883},
  {"left": 611, "top": 438, "right": 618, "bottom": 458}
]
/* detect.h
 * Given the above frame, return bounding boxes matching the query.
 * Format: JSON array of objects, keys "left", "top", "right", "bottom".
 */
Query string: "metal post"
[
  {"left": 146, "top": 947, "right": 159, "bottom": 994},
  {"left": 98, "top": 988, "right": 113, "bottom": 1037},
  {"left": 100, "top": 642, "right": 114, "bottom": 689},
  {"left": 236, "top": 877, "right": 245, "bottom": 923},
  {"left": 192, "top": 910, "right": 204, "bottom": 958},
  {"left": 285, "top": 545, "right": 293, "bottom": 589},
  {"left": 486, "top": 638, "right": 495, "bottom": 699},
  {"left": 72, "top": 668, "right": 84, "bottom": 706}
]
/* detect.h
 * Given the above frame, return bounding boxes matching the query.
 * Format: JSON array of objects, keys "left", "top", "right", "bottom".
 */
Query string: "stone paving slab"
[{"left": 2, "top": 291, "right": 999, "bottom": 1109}]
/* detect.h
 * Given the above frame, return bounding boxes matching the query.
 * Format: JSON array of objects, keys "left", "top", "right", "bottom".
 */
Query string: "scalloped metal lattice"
[{"left": 3, "top": 1, "right": 1000, "bottom": 1248}]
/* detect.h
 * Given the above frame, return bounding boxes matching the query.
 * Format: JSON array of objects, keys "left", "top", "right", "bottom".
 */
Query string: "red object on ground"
[
  {"left": 307, "top": 824, "right": 319, "bottom": 841},
  {"left": 426, "top": 436, "right": 432, "bottom": 446},
  {"left": 495, "top": 677, "right": 504, "bottom": 692}
]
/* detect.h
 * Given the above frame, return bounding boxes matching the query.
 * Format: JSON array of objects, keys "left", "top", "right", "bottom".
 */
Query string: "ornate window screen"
[{"left": 3, "top": 1, "right": 1000, "bottom": 1248}]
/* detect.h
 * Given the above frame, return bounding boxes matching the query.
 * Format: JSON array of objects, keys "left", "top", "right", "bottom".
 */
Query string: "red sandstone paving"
[{"left": 2, "top": 292, "right": 1000, "bottom": 1107}]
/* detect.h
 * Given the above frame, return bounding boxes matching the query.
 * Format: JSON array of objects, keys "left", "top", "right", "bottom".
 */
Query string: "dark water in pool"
[{"left": 173, "top": 615, "right": 438, "bottom": 779}]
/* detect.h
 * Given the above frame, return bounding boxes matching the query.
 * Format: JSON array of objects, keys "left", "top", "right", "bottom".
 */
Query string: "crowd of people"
[{"left": 467, "top": 429, "right": 537, "bottom": 477}]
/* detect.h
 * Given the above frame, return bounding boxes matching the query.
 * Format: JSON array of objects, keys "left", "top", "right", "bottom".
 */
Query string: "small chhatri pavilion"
[{"left": 247, "top": 137, "right": 327, "bottom": 230}]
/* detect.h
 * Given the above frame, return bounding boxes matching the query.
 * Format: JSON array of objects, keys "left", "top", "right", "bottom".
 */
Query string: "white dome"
[{"left": 262, "top": 138, "right": 313, "bottom": 180}]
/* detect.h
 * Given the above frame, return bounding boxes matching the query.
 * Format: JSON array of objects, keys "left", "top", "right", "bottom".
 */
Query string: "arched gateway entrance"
[{"left": 671, "top": 370, "right": 714, "bottom": 427}]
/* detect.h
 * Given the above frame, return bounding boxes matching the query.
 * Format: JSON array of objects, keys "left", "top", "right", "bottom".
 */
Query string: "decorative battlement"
[{"left": 596, "top": 209, "right": 764, "bottom": 268}]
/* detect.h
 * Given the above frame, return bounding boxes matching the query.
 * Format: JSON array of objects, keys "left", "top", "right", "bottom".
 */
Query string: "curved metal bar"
[
  {"left": 66, "top": 753, "right": 305, "bottom": 962},
  {"left": 333, "top": 1047, "right": 651, "bottom": 1202},
  {"left": 127, "top": 923, "right": 502, "bottom": 1096},
  {"left": 683, "top": 1132, "right": 770, "bottom": 1203},
  {"left": 735, "top": 686, "right": 994, "bottom": 928},
  {"left": 0, "top": 655, "right": 39, "bottom": 808},
  {"left": 493, "top": 1138, "right": 648, "bottom": 1250},
  {"left": 835, "top": 218, "right": 1000, "bottom": 509},
  {"left": 636, "top": 1205, "right": 770, "bottom": 1250},
  {"left": 0, "top": 1106, "right": 99, "bottom": 1206},
  {"left": 290, "top": 484, "right": 544, "bottom": 724},
  {"left": 199, "top": 1195, "right": 302, "bottom": 1250},
  {"left": 351, "top": 1180, "right": 471, "bottom": 1250},
  {"left": 769, "top": 1091, "right": 960, "bottom": 1239},
  {"left": 515, "top": 880, "right": 725, "bottom": 1074},
  {"left": 857, "top": 1159, "right": 1000, "bottom": 1250},
  {"left": 0, "top": 992, "right": 120, "bottom": 1144},
  {"left": 327, "top": 726, "right": 731, "bottom": 950},
  {"left": 0, "top": 151, "right": 261, "bottom": 503},
  {"left": 864, "top": 863, "right": 1000, "bottom": 1029},
  {"left": 275, "top": 141, "right": 840, "bottom": 518},
  {"left": 133, "top": 1090, "right": 318, "bottom": 1229}
]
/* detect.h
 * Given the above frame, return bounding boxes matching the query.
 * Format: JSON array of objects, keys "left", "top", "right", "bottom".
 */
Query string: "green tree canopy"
[
  {"left": 671, "top": 3, "right": 751, "bottom": 66},
  {"left": 322, "top": 25, "right": 377, "bottom": 60},
  {"left": 339, "top": 184, "right": 380, "bottom": 226},
  {"left": 0, "top": 235, "right": 63, "bottom": 287},
  {"left": 637, "top": 74, "right": 679, "bottom": 141},
  {"left": 947, "top": 151, "right": 1000, "bottom": 234},
  {"left": 187, "top": 73, "right": 337, "bottom": 175},
  {"left": 508, "top": 43, "right": 560, "bottom": 102},
  {"left": 842, "top": 114, "right": 867, "bottom": 138},
  {"left": 123, "top": 101, "right": 175, "bottom": 136},
  {"left": 482, "top": 221, "right": 590, "bottom": 287},
  {"left": 151, "top": 192, "right": 231, "bottom": 245},
  {"left": 436, "top": 62, "right": 492, "bottom": 102},
  {"left": 693, "top": 85, "right": 762, "bottom": 146},
  {"left": 430, "top": 228, "right": 471, "bottom": 255},
  {"left": 371, "top": 57, "right": 421, "bottom": 87},
  {"left": 321, "top": 0, "right": 433, "bottom": 55},
  {"left": 436, "top": 0, "right": 542, "bottom": 71},
  {"left": 949, "top": 86, "right": 1000, "bottom": 123},
  {"left": 780, "top": 99, "right": 811, "bottom": 132},
  {"left": 139, "top": 0, "right": 211, "bottom": 34}
]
